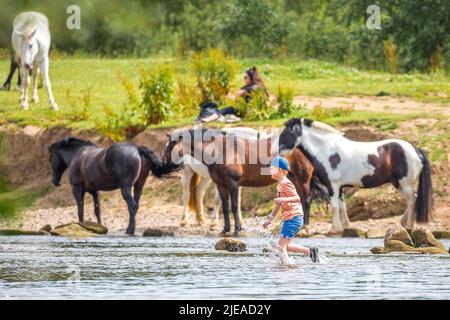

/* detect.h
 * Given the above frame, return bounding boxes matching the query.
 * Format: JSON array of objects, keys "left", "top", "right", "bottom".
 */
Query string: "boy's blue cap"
[{"left": 271, "top": 156, "right": 289, "bottom": 171}]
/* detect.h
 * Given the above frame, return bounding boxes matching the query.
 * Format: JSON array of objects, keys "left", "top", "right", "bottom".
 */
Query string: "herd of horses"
[
  {"left": 48, "top": 121, "right": 432, "bottom": 236},
  {"left": 2, "top": 12, "right": 432, "bottom": 236}
]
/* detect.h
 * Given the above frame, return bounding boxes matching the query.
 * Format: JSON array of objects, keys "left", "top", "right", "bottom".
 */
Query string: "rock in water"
[
  {"left": 79, "top": 221, "right": 108, "bottom": 235},
  {"left": 384, "top": 240, "right": 416, "bottom": 253},
  {"left": 50, "top": 223, "right": 97, "bottom": 238},
  {"left": 432, "top": 230, "right": 450, "bottom": 239},
  {"left": 342, "top": 227, "right": 367, "bottom": 238},
  {"left": 411, "top": 227, "right": 446, "bottom": 251},
  {"left": 39, "top": 225, "right": 52, "bottom": 233},
  {"left": 0, "top": 229, "right": 48, "bottom": 236},
  {"left": 143, "top": 228, "right": 175, "bottom": 237},
  {"left": 384, "top": 224, "right": 413, "bottom": 247},
  {"left": 215, "top": 238, "right": 247, "bottom": 252},
  {"left": 414, "top": 247, "right": 448, "bottom": 254},
  {"left": 383, "top": 240, "right": 447, "bottom": 254},
  {"left": 370, "top": 246, "right": 385, "bottom": 254}
]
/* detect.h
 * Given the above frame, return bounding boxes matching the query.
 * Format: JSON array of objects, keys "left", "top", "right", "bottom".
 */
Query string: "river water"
[{"left": 0, "top": 236, "right": 449, "bottom": 299}]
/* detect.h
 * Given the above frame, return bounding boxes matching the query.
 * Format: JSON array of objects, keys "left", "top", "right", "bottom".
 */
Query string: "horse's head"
[
  {"left": 47, "top": 137, "right": 94, "bottom": 186},
  {"left": 274, "top": 118, "right": 307, "bottom": 156},
  {"left": 48, "top": 144, "right": 67, "bottom": 187},
  {"left": 161, "top": 132, "right": 185, "bottom": 168},
  {"left": 15, "top": 26, "right": 39, "bottom": 70}
]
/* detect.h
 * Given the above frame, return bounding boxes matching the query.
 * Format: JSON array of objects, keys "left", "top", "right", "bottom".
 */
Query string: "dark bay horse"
[
  {"left": 162, "top": 128, "right": 315, "bottom": 237},
  {"left": 49, "top": 137, "right": 171, "bottom": 234},
  {"left": 274, "top": 118, "right": 432, "bottom": 233}
]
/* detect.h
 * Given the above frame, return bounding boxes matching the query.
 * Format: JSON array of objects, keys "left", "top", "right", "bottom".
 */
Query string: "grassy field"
[{"left": 0, "top": 57, "right": 449, "bottom": 131}]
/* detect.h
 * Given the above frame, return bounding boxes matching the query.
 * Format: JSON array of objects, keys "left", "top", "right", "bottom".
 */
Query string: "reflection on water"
[{"left": 0, "top": 236, "right": 449, "bottom": 299}]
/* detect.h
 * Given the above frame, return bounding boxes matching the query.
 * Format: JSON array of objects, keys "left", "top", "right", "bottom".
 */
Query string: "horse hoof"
[
  {"left": 328, "top": 228, "right": 343, "bottom": 236},
  {"left": 125, "top": 228, "right": 135, "bottom": 235},
  {"left": 210, "top": 224, "right": 219, "bottom": 231},
  {"left": 180, "top": 221, "right": 190, "bottom": 228},
  {"left": 219, "top": 230, "right": 231, "bottom": 237},
  {"left": 233, "top": 230, "right": 240, "bottom": 237},
  {"left": 32, "top": 97, "right": 39, "bottom": 103},
  {"left": 20, "top": 102, "right": 29, "bottom": 110},
  {"left": 50, "top": 103, "right": 58, "bottom": 111}
]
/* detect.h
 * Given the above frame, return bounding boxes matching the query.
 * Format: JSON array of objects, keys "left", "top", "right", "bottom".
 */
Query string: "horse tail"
[
  {"left": 188, "top": 173, "right": 201, "bottom": 212},
  {"left": 415, "top": 148, "right": 433, "bottom": 223},
  {"left": 138, "top": 146, "right": 181, "bottom": 177}
]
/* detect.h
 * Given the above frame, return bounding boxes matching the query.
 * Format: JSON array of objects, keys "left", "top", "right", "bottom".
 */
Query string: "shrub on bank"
[{"left": 191, "top": 48, "right": 239, "bottom": 103}]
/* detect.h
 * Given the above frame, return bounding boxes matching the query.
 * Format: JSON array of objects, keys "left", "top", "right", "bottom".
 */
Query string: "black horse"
[
  {"left": 1, "top": 57, "right": 21, "bottom": 91},
  {"left": 49, "top": 137, "right": 171, "bottom": 235}
]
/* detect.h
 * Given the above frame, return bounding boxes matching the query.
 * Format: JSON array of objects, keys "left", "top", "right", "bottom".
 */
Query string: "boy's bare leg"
[
  {"left": 287, "top": 243, "right": 311, "bottom": 255},
  {"left": 277, "top": 238, "right": 291, "bottom": 265}
]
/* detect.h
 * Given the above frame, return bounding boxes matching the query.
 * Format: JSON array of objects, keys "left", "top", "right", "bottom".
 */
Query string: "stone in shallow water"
[
  {"left": 432, "top": 230, "right": 450, "bottom": 239},
  {"left": 370, "top": 246, "right": 385, "bottom": 254},
  {"left": 215, "top": 238, "right": 247, "bottom": 252},
  {"left": 79, "top": 221, "right": 108, "bottom": 235},
  {"left": 342, "top": 227, "right": 367, "bottom": 238},
  {"left": 39, "top": 225, "right": 52, "bottom": 233},
  {"left": 142, "top": 228, "right": 175, "bottom": 237},
  {"left": 411, "top": 227, "right": 446, "bottom": 251},
  {"left": 377, "top": 240, "right": 448, "bottom": 255},
  {"left": 50, "top": 223, "right": 96, "bottom": 238},
  {"left": 0, "top": 229, "right": 48, "bottom": 236},
  {"left": 384, "top": 224, "right": 413, "bottom": 247}
]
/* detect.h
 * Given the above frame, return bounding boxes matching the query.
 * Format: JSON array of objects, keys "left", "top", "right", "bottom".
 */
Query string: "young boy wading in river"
[{"left": 263, "top": 156, "right": 320, "bottom": 264}]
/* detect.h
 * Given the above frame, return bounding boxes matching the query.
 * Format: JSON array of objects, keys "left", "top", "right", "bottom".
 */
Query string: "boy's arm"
[
  {"left": 275, "top": 195, "right": 300, "bottom": 204},
  {"left": 263, "top": 203, "right": 280, "bottom": 228},
  {"left": 268, "top": 203, "right": 281, "bottom": 220}
]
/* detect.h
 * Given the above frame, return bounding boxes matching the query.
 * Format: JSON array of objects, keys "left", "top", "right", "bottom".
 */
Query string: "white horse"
[
  {"left": 274, "top": 118, "right": 432, "bottom": 233},
  {"left": 12, "top": 12, "right": 58, "bottom": 110},
  {"left": 168, "top": 127, "right": 271, "bottom": 228}
]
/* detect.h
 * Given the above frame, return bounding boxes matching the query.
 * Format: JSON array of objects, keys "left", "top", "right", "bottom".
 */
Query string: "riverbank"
[{"left": 0, "top": 114, "right": 449, "bottom": 236}]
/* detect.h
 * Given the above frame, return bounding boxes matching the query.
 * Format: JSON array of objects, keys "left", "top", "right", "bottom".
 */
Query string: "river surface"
[{"left": 0, "top": 236, "right": 449, "bottom": 299}]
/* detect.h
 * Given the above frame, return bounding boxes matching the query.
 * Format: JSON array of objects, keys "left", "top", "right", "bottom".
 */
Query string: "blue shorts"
[{"left": 280, "top": 215, "right": 304, "bottom": 239}]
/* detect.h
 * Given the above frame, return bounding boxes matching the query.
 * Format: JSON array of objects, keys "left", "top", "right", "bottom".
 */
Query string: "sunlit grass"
[{"left": 0, "top": 57, "right": 448, "bottom": 130}]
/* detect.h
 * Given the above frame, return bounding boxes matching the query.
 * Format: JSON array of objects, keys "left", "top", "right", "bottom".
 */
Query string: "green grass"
[{"left": 0, "top": 57, "right": 448, "bottom": 131}]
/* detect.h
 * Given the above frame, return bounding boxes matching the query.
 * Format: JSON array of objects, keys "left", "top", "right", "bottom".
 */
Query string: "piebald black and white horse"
[
  {"left": 49, "top": 137, "right": 172, "bottom": 234},
  {"left": 273, "top": 118, "right": 432, "bottom": 233}
]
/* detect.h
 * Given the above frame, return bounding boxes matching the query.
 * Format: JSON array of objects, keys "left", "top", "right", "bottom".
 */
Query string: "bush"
[
  {"left": 96, "top": 63, "right": 175, "bottom": 141},
  {"left": 175, "top": 78, "right": 202, "bottom": 117},
  {"left": 191, "top": 48, "right": 239, "bottom": 103},
  {"left": 139, "top": 64, "right": 175, "bottom": 125},
  {"left": 96, "top": 75, "right": 144, "bottom": 141},
  {"left": 65, "top": 87, "right": 92, "bottom": 122},
  {"left": 276, "top": 86, "right": 295, "bottom": 116},
  {"left": 235, "top": 89, "right": 272, "bottom": 120}
]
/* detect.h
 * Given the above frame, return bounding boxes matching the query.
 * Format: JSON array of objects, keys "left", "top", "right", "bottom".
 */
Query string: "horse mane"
[
  {"left": 50, "top": 136, "right": 96, "bottom": 150},
  {"left": 221, "top": 127, "right": 271, "bottom": 140},
  {"left": 308, "top": 120, "right": 343, "bottom": 135}
]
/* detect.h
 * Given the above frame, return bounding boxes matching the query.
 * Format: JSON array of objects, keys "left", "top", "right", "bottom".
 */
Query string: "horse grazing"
[
  {"left": 162, "top": 128, "right": 315, "bottom": 237},
  {"left": 49, "top": 137, "right": 170, "bottom": 235},
  {"left": 1, "top": 57, "right": 21, "bottom": 91},
  {"left": 12, "top": 11, "right": 57, "bottom": 110},
  {"left": 274, "top": 118, "right": 432, "bottom": 233}
]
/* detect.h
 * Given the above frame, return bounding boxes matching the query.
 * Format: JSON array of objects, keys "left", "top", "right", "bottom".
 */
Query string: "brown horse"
[{"left": 162, "top": 128, "right": 315, "bottom": 236}]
